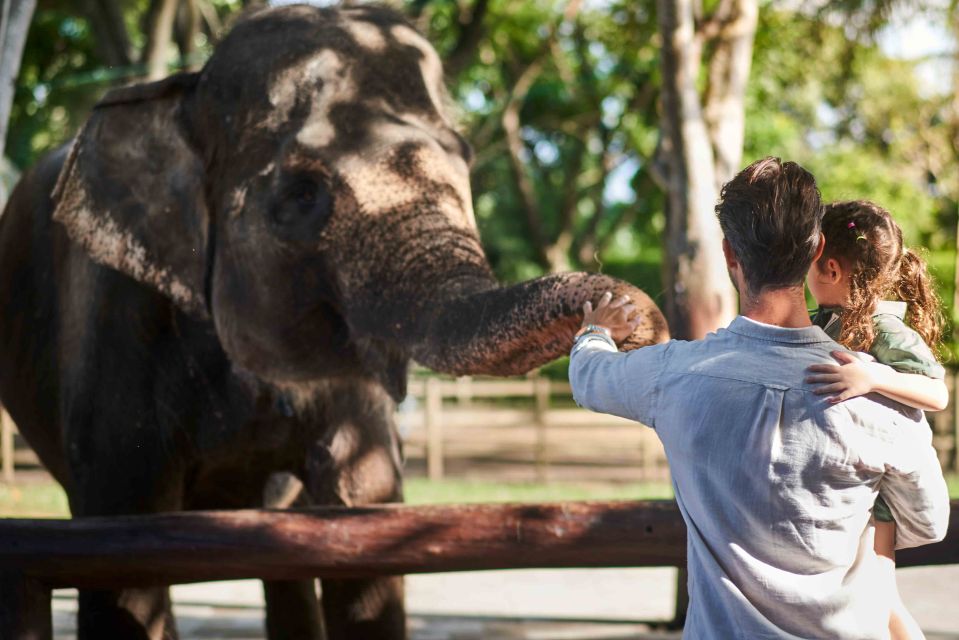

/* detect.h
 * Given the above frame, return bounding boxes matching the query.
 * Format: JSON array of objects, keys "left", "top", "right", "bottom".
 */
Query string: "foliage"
[{"left": 4, "top": 0, "right": 957, "bottom": 335}]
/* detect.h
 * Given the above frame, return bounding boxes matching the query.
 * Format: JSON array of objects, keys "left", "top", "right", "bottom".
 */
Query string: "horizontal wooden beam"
[
  {"left": 0, "top": 499, "right": 956, "bottom": 590},
  {"left": 0, "top": 501, "right": 686, "bottom": 589}
]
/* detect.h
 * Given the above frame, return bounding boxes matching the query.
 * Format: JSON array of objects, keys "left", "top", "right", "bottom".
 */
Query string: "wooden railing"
[
  {"left": 4, "top": 371, "right": 959, "bottom": 485},
  {"left": 402, "top": 375, "right": 666, "bottom": 481},
  {"left": 2, "top": 499, "right": 959, "bottom": 638}
]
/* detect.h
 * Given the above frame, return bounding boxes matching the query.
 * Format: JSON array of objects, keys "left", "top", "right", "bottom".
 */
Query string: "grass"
[
  {"left": 0, "top": 481, "right": 69, "bottom": 518},
  {"left": 5, "top": 474, "right": 959, "bottom": 517},
  {"left": 403, "top": 478, "right": 675, "bottom": 505}
]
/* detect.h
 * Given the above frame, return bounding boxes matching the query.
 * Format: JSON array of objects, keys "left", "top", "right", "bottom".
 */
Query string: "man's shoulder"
[{"left": 660, "top": 328, "right": 846, "bottom": 385}]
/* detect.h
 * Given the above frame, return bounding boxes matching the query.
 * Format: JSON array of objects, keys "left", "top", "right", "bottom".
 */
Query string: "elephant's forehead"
[
  {"left": 338, "top": 145, "right": 474, "bottom": 230},
  {"left": 259, "top": 23, "right": 447, "bottom": 147},
  {"left": 263, "top": 49, "right": 354, "bottom": 143}
]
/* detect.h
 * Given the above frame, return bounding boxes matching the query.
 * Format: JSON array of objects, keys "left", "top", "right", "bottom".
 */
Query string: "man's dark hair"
[{"left": 716, "top": 157, "right": 822, "bottom": 295}]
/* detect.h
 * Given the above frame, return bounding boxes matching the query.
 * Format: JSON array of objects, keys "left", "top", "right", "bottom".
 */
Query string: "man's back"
[{"left": 570, "top": 316, "right": 949, "bottom": 639}]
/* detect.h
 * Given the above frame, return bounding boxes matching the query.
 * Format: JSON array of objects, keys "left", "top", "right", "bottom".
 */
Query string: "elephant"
[{"left": 0, "top": 4, "right": 668, "bottom": 639}]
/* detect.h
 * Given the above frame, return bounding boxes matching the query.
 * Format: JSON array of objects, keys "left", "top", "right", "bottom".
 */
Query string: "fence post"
[
  {"left": 1, "top": 408, "right": 13, "bottom": 484},
  {"left": 953, "top": 369, "right": 959, "bottom": 473},
  {"left": 425, "top": 377, "right": 444, "bottom": 481},
  {"left": 455, "top": 376, "right": 473, "bottom": 407},
  {"left": 0, "top": 572, "right": 52, "bottom": 640},
  {"left": 534, "top": 375, "right": 550, "bottom": 483}
]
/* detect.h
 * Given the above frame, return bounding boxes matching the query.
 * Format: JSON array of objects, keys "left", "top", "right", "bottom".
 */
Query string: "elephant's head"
[{"left": 52, "top": 5, "right": 667, "bottom": 399}]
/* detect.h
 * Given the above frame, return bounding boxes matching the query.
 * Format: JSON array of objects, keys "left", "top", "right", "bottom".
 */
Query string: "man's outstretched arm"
[{"left": 568, "top": 292, "right": 670, "bottom": 427}]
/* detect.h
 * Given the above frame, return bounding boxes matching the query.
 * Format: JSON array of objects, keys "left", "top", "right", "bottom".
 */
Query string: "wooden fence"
[
  {"left": 2, "top": 499, "right": 959, "bottom": 638},
  {"left": 402, "top": 375, "right": 667, "bottom": 481},
  {"left": 4, "top": 370, "right": 959, "bottom": 484}
]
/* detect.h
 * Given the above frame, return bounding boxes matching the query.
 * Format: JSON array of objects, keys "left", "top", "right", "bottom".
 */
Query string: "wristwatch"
[{"left": 574, "top": 324, "right": 612, "bottom": 340}]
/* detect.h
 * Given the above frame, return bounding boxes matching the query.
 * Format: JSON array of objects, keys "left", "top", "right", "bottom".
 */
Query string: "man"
[{"left": 569, "top": 157, "right": 949, "bottom": 638}]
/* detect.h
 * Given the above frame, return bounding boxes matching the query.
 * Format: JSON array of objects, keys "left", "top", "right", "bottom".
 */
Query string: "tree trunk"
[
  {"left": 141, "top": 0, "right": 180, "bottom": 80},
  {"left": 0, "top": 0, "right": 36, "bottom": 162},
  {"left": 77, "top": 0, "right": 133, "bottom": 68},
  {"left": 174, "top": 0, "right": 202, "bottom": 72},
  {"left": 703, "top": 0, "right": 758, "bottom": 190},
  {"left": 656, "top": 0, "right": 738, "bottom": 340}
]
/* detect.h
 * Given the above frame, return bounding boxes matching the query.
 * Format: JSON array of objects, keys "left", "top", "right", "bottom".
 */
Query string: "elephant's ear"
[{"left": 52, "top": 72, "right": 209, "bottom": 318}]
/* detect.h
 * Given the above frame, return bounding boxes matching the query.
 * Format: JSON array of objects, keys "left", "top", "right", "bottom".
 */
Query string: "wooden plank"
[
  {"left": 953, "top": 369, "right": 959, "bottom": 473},
  {"left": 534, "top": 376, "right": 550, "bottom": 483},
  {"left": 1, "top": 408, "right": 13, "bottom": 484},
  {"left": 0, "top": 572, "right": 52, "bottom": 640},
  {"left": 0, "top": 500, "right": 955, "bottom": 593},
  {"left": 425, "top": 377, "right": 443, "bottom": 481},
  {"left": 0, "top": 501, "right": 687, "bottom": 589}
]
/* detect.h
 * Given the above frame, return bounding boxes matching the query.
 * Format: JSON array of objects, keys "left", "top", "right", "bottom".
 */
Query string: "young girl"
[{"left": 806, "top": 199, "right": 948, "bottom": 640}]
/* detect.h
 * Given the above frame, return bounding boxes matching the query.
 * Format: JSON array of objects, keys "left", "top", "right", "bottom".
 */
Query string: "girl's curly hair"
[{"left": 819, "top": 200, "right": 943, "bottom": 354}]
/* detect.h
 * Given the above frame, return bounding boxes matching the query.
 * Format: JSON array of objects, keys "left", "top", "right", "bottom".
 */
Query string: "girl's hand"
[
  {"left": 805, "top": 351, "right": 882, "bottom": 403},
  {"left": 581, "top": 291, "right": 642, "bottom": 344}
]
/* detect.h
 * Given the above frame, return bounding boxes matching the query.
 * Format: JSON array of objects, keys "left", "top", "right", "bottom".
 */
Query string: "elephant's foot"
[
  {"left": 321, "top": 576, "right": 406, "bottom": 640},
  {"left": 77, "top": 587, "right": 177, "bottom": 640}
]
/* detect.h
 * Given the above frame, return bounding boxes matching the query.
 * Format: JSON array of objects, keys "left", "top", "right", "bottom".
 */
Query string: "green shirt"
[{"left": 811, "top": 300, "right": 945, "bottom": 380}]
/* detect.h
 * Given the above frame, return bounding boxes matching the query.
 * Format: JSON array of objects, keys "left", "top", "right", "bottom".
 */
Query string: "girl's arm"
[{"left": 806, "top": 350, "right": 949, "bottom": 411}]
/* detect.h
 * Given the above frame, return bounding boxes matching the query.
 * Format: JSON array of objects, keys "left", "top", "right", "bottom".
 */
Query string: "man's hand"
[
  {"left": 581, "top": 291, "right": 642, "bottom": 344},
  {"left": 806, "top": 350, "right": 883, "bottom": 403}
]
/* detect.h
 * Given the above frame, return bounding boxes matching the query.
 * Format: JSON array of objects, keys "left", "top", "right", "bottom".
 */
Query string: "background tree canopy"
[{"left": 5, "top": 0, "right": 959, "bottom": 353}]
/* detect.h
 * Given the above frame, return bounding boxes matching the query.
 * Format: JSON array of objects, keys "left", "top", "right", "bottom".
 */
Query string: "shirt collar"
[
  {"left": 726, "top": 315, "right": 834, "bottom": 344},
  {"left": 874, "top": 300, "right": 907, "bottom": 319}
]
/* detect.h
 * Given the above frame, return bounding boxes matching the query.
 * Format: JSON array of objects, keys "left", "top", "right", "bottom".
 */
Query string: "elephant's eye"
[{"left": 271, "top": 176, "right": 333, "bottom": 235}]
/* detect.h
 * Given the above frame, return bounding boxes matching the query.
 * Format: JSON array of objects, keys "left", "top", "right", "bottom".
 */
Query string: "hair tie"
[{"left": 848, "top": 221, "right": 866, "bottom": 242}]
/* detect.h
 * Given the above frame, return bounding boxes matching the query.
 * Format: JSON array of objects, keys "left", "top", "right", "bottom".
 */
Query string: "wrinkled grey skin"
[{"left": 0, "top": 5, "right": 668, "bottom": 639}]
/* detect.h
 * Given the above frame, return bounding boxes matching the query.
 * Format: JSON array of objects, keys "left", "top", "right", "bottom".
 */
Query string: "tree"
[
  {"left": 654, "top": 0, "right": 756, "bottom": 340},
  {"left": 0, "top": 0, "right": 37, "bottom": 163}
]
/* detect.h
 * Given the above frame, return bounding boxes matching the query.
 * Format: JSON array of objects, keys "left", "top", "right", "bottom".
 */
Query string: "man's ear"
[
  {"left": 722, "top": 238, "right": 737, "bottom": 271},
  {"left": 812, "top": 232, "right": 826, "bottom": 262}
]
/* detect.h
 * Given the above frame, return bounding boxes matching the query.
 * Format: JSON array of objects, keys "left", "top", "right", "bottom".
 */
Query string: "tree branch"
[
  {"left": 444, "top": 0, "right": 490, "bottom": 79},
  {"left": 502, "top": 57, "right": 551, "bottom": 269}
]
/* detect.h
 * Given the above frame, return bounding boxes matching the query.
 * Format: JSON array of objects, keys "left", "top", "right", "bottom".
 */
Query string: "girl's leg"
[{"left": 875, "top": 521, "right": 925, "bottom": 640}]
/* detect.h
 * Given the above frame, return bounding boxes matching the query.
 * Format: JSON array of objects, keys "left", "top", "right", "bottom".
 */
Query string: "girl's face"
[{"left": 807, "top": 256, "right": 848, "bottom": 308}]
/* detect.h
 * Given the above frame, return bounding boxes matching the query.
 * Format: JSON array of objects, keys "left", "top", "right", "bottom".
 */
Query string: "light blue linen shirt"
[{"left": 569, "top": 316, "right": 949, "bottom": 639}]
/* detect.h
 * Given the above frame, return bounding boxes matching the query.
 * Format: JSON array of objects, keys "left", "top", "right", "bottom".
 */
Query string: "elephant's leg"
[
  {"left": 264, "top": 581, "right": 326, "bottom": 640},
  {"left": 262, "top": 471, "right": 326, "bottom": 640},
  {"left": 78, "top": 588, "right": 177, "bottom": 640},
  {"left": 70, "top": 465, "right": 183, "bottom": 640},
  {"left": 306, "top": 388, "right": 407, "bottom": 640}
]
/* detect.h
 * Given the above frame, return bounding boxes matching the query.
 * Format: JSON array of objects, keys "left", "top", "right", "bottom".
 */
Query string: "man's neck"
[{"left": 740, "top": 286, "right": 812, "bottom": 328}]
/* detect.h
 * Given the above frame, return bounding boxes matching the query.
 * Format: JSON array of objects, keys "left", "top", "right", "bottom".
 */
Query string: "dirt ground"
[{"left": 45, "top": 564, "right": 959, "bottom": 640}]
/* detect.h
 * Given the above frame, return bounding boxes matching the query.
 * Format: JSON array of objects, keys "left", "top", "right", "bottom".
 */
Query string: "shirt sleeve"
[
  {"left": 870, "top": 319, "right": 945, "bottom": 380},
  {"left": 878, "top": 409, "right": 951, "bottom": 550},
  {"left": 568, "top": 335, "right": 671, "bottom": 428}
]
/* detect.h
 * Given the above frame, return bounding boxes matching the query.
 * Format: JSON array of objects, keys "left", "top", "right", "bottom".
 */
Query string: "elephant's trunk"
[
  {"left": 411, "top": 273, "right": 668, "bottom": 376},
  {"left": 328, "top": 144, "right": 668, "bottom": 378},
  {"left": 338, "top": 234, "right": 668, "bottom": 376}
]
